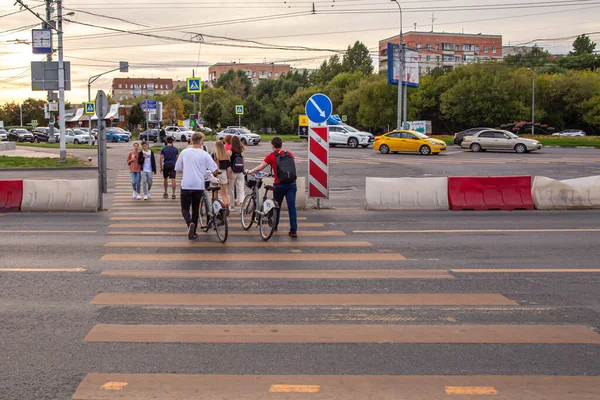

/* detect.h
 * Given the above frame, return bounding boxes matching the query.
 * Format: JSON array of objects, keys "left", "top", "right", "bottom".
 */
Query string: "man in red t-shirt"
[{"left": 246, "top": 136, "right": 298, "bottom": 237}]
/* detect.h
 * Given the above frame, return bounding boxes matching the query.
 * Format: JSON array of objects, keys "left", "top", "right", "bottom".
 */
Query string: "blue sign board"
[
  {"left": 187, "top": 78, "right": 202, "bottom": 93},
  {"left": 305, "top": 93, "right": 332, "bottom": 124},
  {"left": 141, "top": 100, "right": 157, "bottom": 110}
]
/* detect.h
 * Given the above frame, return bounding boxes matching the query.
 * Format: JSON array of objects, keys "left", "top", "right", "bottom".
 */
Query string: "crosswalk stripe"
[
  {"left": 72, "top": 374, "right": 600, "bottom": 399},
  {"left": 107, "top": 230, "right": 347, "bottom": 237},
  {"left": 100, "top": 269, "right": 453, "bottom": 279},
  {"left": 0, "top": 268, "right": 86, "bottom": 272},
  {"left": 84, "top": 324, "right": 600, "bottom": 343},
  {"left": 108, "top": 216, "right": 303, "bottom": 221},
  {"left": 104, "top": 241, "right": 370, "bottom": 248},
  {"left": 90, "top": 293, "right": 513, "bottom": 306},
  {"left": 100, "top": 253, "right": 407, "bottom": 261},
  {"left": 354, "top": 228, "right": 600, "bottom": 234},
  {"left": 445, "top": 386, "right": 497, "bottom": 395},
  {"left": 452, "top": 269, "right": 600, "bottom": 273},
  {"left": 108, "top": 222, "right": 324, "bottom": 228},
  {"left": 0, "top": 230, "right": 97, "bottom": 234}
]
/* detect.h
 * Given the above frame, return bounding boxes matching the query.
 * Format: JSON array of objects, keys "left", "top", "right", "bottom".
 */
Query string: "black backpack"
[
  {"left": 274, "top": 151, "right": 297, "bottom": 184},
  {"left": 231, "top": 152, "right": 244, "bottom": 173}
]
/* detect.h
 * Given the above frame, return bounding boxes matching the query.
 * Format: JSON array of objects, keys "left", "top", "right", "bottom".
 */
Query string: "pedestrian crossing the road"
[{"left": 67, "top": 170, "right": 600, "bottom": 398}]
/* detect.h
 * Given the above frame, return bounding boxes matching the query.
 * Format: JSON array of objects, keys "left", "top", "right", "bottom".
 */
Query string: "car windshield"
[
  {"left": 15, "top": 129, "right": 28, "bottom": 133},
  {"left": 342, "top": 125, "right": 359, "bottom": 132},
  {"left": 504, "top": 131, "right": 518, "bottom": 139},
  {"left": 73, "top": 130, "right": 85, "bottom": 135},
  {"left": 411, "top": 131, "right": 428, "bottom": 139}
]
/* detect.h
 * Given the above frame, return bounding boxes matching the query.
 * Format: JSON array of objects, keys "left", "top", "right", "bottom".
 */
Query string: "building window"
[
  {"left": 463, "top": 44, "right": 473, "bottom": 51},
  {"left": 455, "top": 56, "right": 461, "bottom": 63},
  {"left": 275, "top": 72, "right": 279, "bottom": 77},
  {"left": 435, "top": 44, "right": 440, "bottom": 50},
  {"left": 426, "top": 44, "right": 431, "bottom": 50},
  {"left": 417, "top": 44, "right": 422, "bottom": 50},
  {"left": 118, "top": 84, "right": 122, "bottom": 88},
  {"left": 443, "top": 43, "right": 453, "bottom": 51},
  {"left": 484, "top": 46, "right": 488, "bottom": 52},
  {"left": 455, "top": 45, "right": 460, "bottom": 52},
  {"left": 436, "top": 55, "right": 440, "bottom": 63},
  {"left": 419, "top": 66, "right": 422, "bottom": 74},
  {"left": 426, "top": 67, "right": 431, "bottom": 73},
  {"left": 492, "top": 46, "right": 497, "bottom": 53},
  {"left": 252, "top": 71, "right": 256, "bottom": 77},
  {"left": 475, "top": 45, "right": 480, "bottom": 53},
  {"left": 426, "top": 55, "right": 431, "bottom": 62},
  {"left": 119, "top": 96, "right": 122, "bottom": 101},
  {"left": 419, "top": 55, "right": 422, "bottom": 61},
  {"left": 443, "top": 54, "right": 454, "bottom": 62}
]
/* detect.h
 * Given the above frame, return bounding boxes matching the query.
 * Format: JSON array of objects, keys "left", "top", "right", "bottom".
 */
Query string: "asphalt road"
[{"left": 1, "top": 139, "right": 599, "bottom": 399}]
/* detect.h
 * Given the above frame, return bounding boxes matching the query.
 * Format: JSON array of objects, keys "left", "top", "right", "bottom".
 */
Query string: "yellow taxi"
[{"left": 373, "top": 130, "right": 447, "bottom": 155}]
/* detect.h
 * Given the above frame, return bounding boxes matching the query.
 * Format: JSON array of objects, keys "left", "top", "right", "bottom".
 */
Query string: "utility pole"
[
  {"left": 392, "top": 0, "right": 403, "bottom": 130},
  {"left": 57, "top": 0, "right": 67, "bottom": 162},
  {"left": 532, "top": 71, "right": 535, "bottom": 135},
  {"left": 192, "top": 69, "right": 196, "bottom": 123},
  {"left": 45, "top": 0, "right": 55, "bottom": 143},
  {"left": 20, "top": 104, "right": 23, "bottom": 127}
]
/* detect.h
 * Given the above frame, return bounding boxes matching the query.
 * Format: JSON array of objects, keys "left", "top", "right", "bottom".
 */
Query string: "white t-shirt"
[
  {"left": 175, "top": 147, "right": 218, "bottom": 190},
  {"left": 142, "top": 150, "right": 152, "bottom": 172}
]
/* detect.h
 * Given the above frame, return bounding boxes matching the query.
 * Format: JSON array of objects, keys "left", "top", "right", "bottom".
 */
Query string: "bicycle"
[
  {"left": 198, "top": 170, "right": 229, "bottom": 243},
  {"left": 241, "top": 172, "right": 280, "bottom": 241}
]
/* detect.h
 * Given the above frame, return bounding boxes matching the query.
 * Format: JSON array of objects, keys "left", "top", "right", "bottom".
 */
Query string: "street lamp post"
[
  {"left": 528, "top": 68, "right": 535, "bottom": 135},
  {"left": 392, "top": 0, "right": 403, "bottom": 130}
]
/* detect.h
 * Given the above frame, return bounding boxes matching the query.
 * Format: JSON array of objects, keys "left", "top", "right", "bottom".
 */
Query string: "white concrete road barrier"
[
  {"left": 263, "top": 176, "right": 306, "bottom": 211},
  {"left": 0, "top": 142, "right": 16, "bottom": 151},
  {"left": 366, "top": 177, "right": 449, "bottom": 210},
  {"left": 532, "top": 176, "right": 600, "bottom": 210},
  {"left": 21, "top": 179, "right": 99, "bottom": 212}
]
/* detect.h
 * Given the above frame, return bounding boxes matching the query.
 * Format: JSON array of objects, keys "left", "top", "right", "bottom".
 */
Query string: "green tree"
[
  {"left": 503, "top": 46, "right": 551, "bottom": 68},
  {"left": 21, "top": 98, "right": 46, "bottom": 125},
  {"left": 162, "top": 93, "right": 185, "bottom": 125},
  {"left": 128, "top": 103, "right": 146, "bottom": 127},
  {"left": 570, "top": 34, "right": 596, "bottom": 56},
  {"left": 342, "top": 41, "right": 374, "bottom": 75},
  {"left": 310, "top": 55, "right": 344, "bottom": 85},
  {"left": 243, "top": 94, "right": 264, "bottom": 131},
  {"left": 323, "top": 72, "right": 363, "bottom": 108},
  {"left": 1, "top": 102, "right": 22, "bottom": 126},
  {"left": 357, "top": 77, "right": 397, "bottom": 131},
  {"left": 215, "top": 69, "right": 253, "bottom": 98}
]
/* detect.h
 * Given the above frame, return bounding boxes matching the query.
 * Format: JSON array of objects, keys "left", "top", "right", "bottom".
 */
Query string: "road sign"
[
  {"left": 32, "top": 29, "right": 52, "bottom": 54},
  {"left": 85, "top": 102, "right": 95, "bottom": 114},
  {"left": 236, "top": 105, "right": 244, "bottom": 115},
  {"left": 110, "top": 116, "right": 114, "bottom": 121},
  {"left": 31, "top": 61, "right": 71, "bottom": 91},
  {"left": 187, "top": 78, "right": 202, "bottom": 93},
  {"left": 342, "top": 115, "right": 347, "bottom": 122},
  {"left": 299, "top": 115, "right": 309, "bottom": 127},
  {"left": 308, "top": 126, "right": 329, "bottom": 199},
  {"left": 141, "top": 100, "right": 157, "bottom": 110},
  {"left": 31, "top": 120, "right": 38, "bottom": 128},
  {"left": 305, "top": 93, "right": 332, "bottom": 124},
  {"left": 78, "top": 121, "right": 82, "bottom": 126}
]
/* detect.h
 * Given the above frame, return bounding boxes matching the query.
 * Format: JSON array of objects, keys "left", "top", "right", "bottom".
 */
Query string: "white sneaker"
[
  {"left": 143, "top": 195, "right": 148, "bottom": 201},
  {"left": 136, "top": 194, "right": 142, "bottom": 200},
  {"left": 147, "top": 192, "right": 151, "bottom": 199},
  {"left": 132, "top": 191, "right": 137, "bottom": 199}
]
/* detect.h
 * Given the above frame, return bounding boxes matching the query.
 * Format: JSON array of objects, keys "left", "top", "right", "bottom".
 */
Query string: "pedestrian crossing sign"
[
  {"left": 236, "top": 105, "right": 244, "bottom": 115},
  {"left": 187, "top": 78, "right": 202, "bottom": 93},
  {"left": 85, "top": 102, "right": 95, "bottom": 115}
]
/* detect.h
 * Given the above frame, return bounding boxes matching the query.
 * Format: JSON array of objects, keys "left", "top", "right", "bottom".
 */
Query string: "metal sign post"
[
  {"left": 235, "top": 105, "right": 244, "bottom": 127},
  {"left": 305, "top": 93, "right": 332, "bottom": 209},
  {"left": 96, "top": 90, "right": 108, "bottom": 210}
]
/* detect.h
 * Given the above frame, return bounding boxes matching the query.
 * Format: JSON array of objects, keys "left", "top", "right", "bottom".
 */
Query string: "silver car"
[
  {"left": 0, "top": 129, "right": 7, "bottom": 141},
  {"left": 216, "top": 128, "right": 261, "bottom": 145},
  {"left": 462, "top": 130, "right": 543, "bottom": 153}
]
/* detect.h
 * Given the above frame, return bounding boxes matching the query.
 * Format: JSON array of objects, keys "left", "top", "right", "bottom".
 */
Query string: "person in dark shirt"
[{"left": 160, "top": 136, "right": 180, "bottom": 199}]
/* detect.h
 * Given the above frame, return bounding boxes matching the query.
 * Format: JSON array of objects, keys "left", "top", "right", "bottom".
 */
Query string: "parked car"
[
  {"left": 553, "top": 129, "right": 586, "bottom": 137},
  {"left": 453, "top": 127, "right": 491, "bottom": 145},
  {"left": 7, "top": 128, "right": 34, "bottom": 142},
  {"left": 32, "top": 127, "right": 59, "bottom": 143},
  {"left": 140, "top": 129, "right": 160, "bottom": 143},
  {"left": 461, "top": 130, "right": 542, "bottom": 153},
  {"left": 70, "top": 129, "right": 95, "bottom": 144},
  {"left": 374, "top": 130, "right": 446, "bottom": 155},
  {"left": 165, "top": 126, "right": 193, "bottom": 142},
  {"left": 78, "top": 128, "right": 90, "bottom": 134},
  {"left": 105, "top": 128, "right": 130, "bottom": 143},
  {"left": 0, "top": 129, "right": 9, "bottom": 141},
  {"left": 112, "top": 127, "right": 132, "bottom": 137},
  {"left": 328, "top": 125, "right": 374, "bottom": 148},
  {"left": 216, "top": 128, "right": 261, "bottom": 145}
]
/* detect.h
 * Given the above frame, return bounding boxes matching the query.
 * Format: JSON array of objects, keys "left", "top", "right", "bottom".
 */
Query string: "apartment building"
[
  {"left": 111, "top": 78, "right": 173, "bottom": 101},
  {"left": 379, "top": 31, "right": 503, "bottom": 75},
  {"left": 208, "top": 62, "right": 291, "bottom": 85}
]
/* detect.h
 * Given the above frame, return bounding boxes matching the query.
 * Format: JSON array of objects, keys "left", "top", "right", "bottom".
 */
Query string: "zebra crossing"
[{"left": 69, "top": 170, "right": 600, "bottom": 399}]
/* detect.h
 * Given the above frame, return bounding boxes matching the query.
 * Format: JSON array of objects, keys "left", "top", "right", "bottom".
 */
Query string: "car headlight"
[{"left": 429, "top": 141, "right": 441, "bottom": 146}]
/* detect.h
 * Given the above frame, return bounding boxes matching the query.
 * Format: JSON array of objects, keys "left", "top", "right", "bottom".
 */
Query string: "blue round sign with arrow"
[{"left": 305, "top": 93, "right": 333, "bottom": 124}]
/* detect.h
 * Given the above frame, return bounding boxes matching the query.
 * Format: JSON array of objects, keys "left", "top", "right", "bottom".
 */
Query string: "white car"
[
  {"left": 328, "top": 125, "right": 374, "bottom": 148},
  {"left": 66, "top": 129, "right": 95, "bottom": 145},
  {"left": 216, "top": 128, "right": 261, "bottom": 145},
  {"left": 554, "top": 129, "right": 586, "bottom": 137},
  {"left": 165, "top": 126, "right": 193, "bottom": 142},
  {"left": 0, "top": 129, "right": 7, "bottom": 141}
]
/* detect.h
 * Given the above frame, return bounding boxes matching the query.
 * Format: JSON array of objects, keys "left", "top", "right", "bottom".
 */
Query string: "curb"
[{"left": 0, "top": 166, "right": 97, "bottom": 172}]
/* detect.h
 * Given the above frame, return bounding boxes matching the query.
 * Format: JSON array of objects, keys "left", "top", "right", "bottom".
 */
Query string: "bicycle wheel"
[
  {"left": 259, "top": 207, "right": 279, "bottom": 241},
  {"left": 214, "top": 205, "right": 229, "bottom": 243},
  {"left": 241, "top": 195, "right": 255, "bottom": 230},
  {"left": 199, "top": 196, "right": 210, "bottom": 232}
]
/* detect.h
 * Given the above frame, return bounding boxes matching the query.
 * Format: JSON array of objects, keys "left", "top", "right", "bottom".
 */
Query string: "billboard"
[{"left": 387, "top": 43, "right": 419, "bottom": 88}]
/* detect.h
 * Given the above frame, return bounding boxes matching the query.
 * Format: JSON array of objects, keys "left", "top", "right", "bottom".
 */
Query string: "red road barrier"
[
  {"left": 0, "top": 180, "right": 23, "bottom": 212},
  {"left": 448, "top": 176, "right": 534, "bottom": 211}
]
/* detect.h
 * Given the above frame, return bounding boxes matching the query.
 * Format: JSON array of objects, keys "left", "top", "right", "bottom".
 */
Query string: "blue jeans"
[
  {"left": 130, "top": 172, "right": 141, "bottom": 194},
  {"left": 274, "top": 182, "right": 297, "bottom": 232}
]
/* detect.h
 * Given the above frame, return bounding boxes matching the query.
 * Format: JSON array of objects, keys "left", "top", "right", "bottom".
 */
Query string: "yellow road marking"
[
  {"left": 0, "top": 230, "right": 97, "bottom": 233},
  {"left": 107, "top": 230, "right": 347, "bottom": 237},
  {"left": 91, "top": 293, "right": 512, "bottom": 306},
  {"left": 100, "top": 269, "right": 454, "bottom": 279},
  {"left": 84, "top": 324, "right": 600, "bottom": 344},
  {"left": 453, "top": 269, "right": 600, "bottom": 273},
  {"left": 446, "top": 386, "right": 497, "bottom": 395},
  {"left": 269, "top": 384, "right": 320, "bottom": 393},
  {"left": 101, "top": 253, "right": 407, "bottom": 261},
  {"left": 100, "top": 382, "right": 128, "bottom": 391},
  {"left": 354, "top": 228, "right": 600, "bottom": 234},
  {"left": 104, "top": 241, "right": 370, "bottom": 248},
  {"left": 109, "top": 222, "right": 324, "bottom": 228},
  {"left": 0, "top": 268, "right": 86, "bottom": 272}
]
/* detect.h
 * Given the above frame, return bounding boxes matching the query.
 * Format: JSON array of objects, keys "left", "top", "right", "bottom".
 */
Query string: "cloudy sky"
[{"left": 1, "top": 0, "right": 598, "bottom": 103}]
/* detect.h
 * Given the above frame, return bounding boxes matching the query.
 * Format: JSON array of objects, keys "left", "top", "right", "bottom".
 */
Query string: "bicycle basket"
[{"left": 245, "top": 174, "right": 257, "bottom": 189}]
